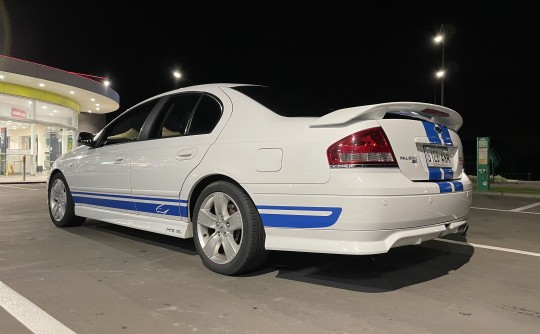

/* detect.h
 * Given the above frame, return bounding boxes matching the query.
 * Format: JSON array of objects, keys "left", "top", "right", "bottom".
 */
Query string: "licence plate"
[{"left": 424, "top": 146, "right": 451, "bottom": 168}]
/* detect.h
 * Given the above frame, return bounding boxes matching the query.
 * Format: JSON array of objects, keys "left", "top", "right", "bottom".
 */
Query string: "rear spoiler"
[{"left": 309, "top": 102, "right": 463, "bottom": 131}]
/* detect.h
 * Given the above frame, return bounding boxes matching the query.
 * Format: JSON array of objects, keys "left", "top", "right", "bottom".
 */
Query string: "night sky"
[{"left": 2, "top": 1, "right": 540, "bottom": 177}]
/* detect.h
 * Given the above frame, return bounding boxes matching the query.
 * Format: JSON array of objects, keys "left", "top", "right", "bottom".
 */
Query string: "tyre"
[
  {"left": 48, "top": 173, "right": 86, "bottom": 227},
  {"left": 193, "top": 181, "right": 268, "bottom": 275}
]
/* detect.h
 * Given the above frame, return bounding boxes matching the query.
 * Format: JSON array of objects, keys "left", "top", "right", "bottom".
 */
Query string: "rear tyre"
[
  {"left": 48, "top": 173, "right": 86, "bottom": 227},
  {"left": 193, "top": 181, "right": 268, "bottom": 275}
]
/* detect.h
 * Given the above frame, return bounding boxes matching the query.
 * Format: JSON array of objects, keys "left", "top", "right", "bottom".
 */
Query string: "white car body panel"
[{"left": 51, "top": 83, "right": 472, "bottom": 256}]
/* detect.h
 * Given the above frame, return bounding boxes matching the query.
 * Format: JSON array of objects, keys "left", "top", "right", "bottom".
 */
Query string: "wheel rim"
[
  {"left": 196, "top": 192, "right": 243, "bottom": 265},
  {"left": 49, "top": 179, "right": 67, "bottom": 221}
]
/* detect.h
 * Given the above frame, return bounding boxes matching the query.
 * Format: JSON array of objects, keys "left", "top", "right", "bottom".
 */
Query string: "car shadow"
[
  {"left": 66, "top": 220, "right": 473, "bottom": 292},
  {"left": 66, "top": 219, "right": 198, "bottom": 255},
  {"left": 247, "top": 235, "right": 474, "bottom": 293}
]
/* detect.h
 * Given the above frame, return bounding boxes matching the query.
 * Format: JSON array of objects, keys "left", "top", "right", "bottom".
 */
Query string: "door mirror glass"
[{"left": 77, "top": 132, "right": 95, "bottom": 147}]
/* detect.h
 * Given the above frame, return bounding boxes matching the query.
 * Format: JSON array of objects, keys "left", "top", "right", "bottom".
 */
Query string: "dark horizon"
[{"left": 2, "top": 1, "right": 539, "bottom": 178}]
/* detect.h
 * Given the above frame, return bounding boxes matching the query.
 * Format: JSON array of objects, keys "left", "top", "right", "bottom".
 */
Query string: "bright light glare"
[
  {"left": 39, "top": 83, "right": 45, "bottom": 87},
  {"left": 436, "top": 70, "right": 445, "bottom": 78},
  {"left": 70, "top": 90, "right": 75, "bottom": 94},
  {"left": 173, "top": 71, "right": 182, "bottom": 79},
  {"left": 434, "top": 35, "right": 443, "bottom": 43},
  {"left": 91, "top": 98, "right": 95, "bottom": 101},
  {"left": 0, "top": 75, "right": 4, "bottom": 79},
  {"left": 103, "top": 80, "right": 110, "bottom": 87}
]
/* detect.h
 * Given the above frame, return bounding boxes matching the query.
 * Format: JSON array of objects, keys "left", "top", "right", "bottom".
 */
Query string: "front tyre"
[
  {"left": 193, "top": 181, "right": 268, "bottom": 275},
  {"left": 48, "top": 173, "right": 86, "bottom": 227}
]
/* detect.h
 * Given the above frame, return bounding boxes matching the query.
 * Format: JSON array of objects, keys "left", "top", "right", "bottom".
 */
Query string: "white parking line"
[
  {"left": 510, "top": 201, "right": 540, "bottom": 212},
  {"left": 0, "top": 185, "right": 39, "bottom": 191},
  {"left": 470, "top": 206, "right": 540, "bottom": 215},
  {"left": 435, "top": 238, "right": 540, "bottom": 257},
  {"left": 0, "top": 281, "right": 75, "bottom": 334}
]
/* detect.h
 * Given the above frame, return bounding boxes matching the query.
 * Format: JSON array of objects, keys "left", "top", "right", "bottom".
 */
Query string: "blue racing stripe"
[
  {"left": 439, "top": 125, "right": 454, "bottom": 146},
  {"left": 422, "top": 121, "right": 442, "bottom": 144},
  {"left": 429, "top": 168, "right": 442, "bottom": 180},
  {"left": 452, "top": 181, "right": 464, "bottom": 191},
  {"left": 73, "top": 196, "right": 137, "bottom": 211},
  {"left": 442, "top": 168, "right": 453, "bottom": 180},
  {"left": 257, "top": 205, "right": 342, "bottom": 228},
  {"left": 437, "top": 182, "right": 453, "bottom": 193}
]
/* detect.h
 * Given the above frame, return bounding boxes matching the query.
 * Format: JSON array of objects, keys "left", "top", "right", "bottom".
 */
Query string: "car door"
[
  {"left": 130, "top": 90, "right": 226, "bottom": 221},
  {"left": 71, "top": 99, "right": 159, "bottom": 213}
]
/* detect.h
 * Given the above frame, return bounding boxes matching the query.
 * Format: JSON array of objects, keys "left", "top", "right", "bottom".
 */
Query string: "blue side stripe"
[
  {"left": 71, "top": 191, "right": 182, "bottom": 203},
  {"left": 452, "top": 181, "right": 464, "bottom": 191},
  {"left": 73, "top": 196, "right": 137, "bottom": 211},
  {"left": 180, "top": 206, "right": 188, "bottom": 217},
  {"left": 437, "top": 182, "right": 453, "bottom": 193},
  {"left": 257, "top": 205, "right": 342, "bottom": 228},
  {"left": 73, "top": 192, "right": 189, "bottom": 217},
  {"left": 439, "top": 125, "right": 453, "bottom": 146},
  {"left": 428, "top": 168, "right": 442, "bottom": 180},
  {"left": 422, "top": 121, "right": 442, "bottom": 144},
  {"left": 134, "top": 202, "right": 180, "bottom": 216}
]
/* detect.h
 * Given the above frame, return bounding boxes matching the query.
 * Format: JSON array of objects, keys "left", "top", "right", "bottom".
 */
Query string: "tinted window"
[
  {"left": 152, "top": 94, "right": 200, "bottom": 138},
  {"left": 103, "top": 99, "right": 158, "bottom": 145},
  {"left": 187, "top": 95, "right": 222, "bottom": 135},
  {"left": 232, "top": 86, "right": 335, "bottom": 117}
]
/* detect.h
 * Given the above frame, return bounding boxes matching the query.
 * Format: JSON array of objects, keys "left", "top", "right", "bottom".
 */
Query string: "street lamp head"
[
  {"left": 173, "top": 71, "right": 182, "bottom": 79},
  {"left": 434, "top": 35, "right": 444, "bottom": 44},
  {"left": 435, "top": 70, "right": 445, "bottom": 78}
]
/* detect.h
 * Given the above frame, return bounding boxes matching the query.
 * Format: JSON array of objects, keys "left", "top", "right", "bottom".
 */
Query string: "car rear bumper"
[
  {"left": 252, "top": 188, "right": 471, "bottom": 255},
  {"left": 248, "top": 171, "right": 472, "bottom": 255},
  {"left": 264, "top": 217, "right": 468, "bottom": 255}
]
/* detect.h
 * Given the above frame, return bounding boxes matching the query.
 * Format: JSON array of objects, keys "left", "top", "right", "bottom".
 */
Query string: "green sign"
[{"left": 477, "top": 137, "right": 490, "bottom": 191}]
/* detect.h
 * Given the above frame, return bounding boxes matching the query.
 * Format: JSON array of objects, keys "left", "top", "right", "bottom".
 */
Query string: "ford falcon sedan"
[{"left": 48, "top": 84, "right": 471, "bottom": 275}]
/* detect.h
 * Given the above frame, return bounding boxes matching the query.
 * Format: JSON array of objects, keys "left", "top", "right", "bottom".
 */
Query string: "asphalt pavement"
[{"left": 0, "top": 184, "right": 539, "bottom": 334}]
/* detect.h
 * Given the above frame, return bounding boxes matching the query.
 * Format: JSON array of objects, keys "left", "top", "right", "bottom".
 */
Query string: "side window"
[
  {"left": 152, "top": 94, "right": 200, "bottom": 139},
  {"left": 103, "top": 99, "right": 158, "bottom": 145},
  {"left": 187, "top": 95, "right": 222, "bottom": 135}
]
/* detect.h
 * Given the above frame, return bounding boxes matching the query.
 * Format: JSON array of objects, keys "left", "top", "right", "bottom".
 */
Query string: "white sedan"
[{"left": 48, "top": 84, "right": 472, "bottom": 275}]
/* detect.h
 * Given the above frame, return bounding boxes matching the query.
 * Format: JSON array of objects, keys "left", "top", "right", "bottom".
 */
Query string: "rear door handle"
[{"left": 176, "top": 148, "right": 197, "bottom": 161}]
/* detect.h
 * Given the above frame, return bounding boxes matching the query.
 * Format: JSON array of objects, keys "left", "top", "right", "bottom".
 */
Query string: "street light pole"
[
  {"left": 440, "top": 24, "right": 445, "bottom": 106},
  {"left": 434, "top": 24, "right": 445, "bottom": 106}
]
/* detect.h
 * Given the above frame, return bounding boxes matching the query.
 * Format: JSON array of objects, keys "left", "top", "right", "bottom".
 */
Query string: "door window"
[
  {"left": 187, "top": 95, "right": 222, "bottom": 135},
  {"left": 102, "top": 99, "right": 159, "bottom": 145},
  {"left": 151, "top": 94, "right": 201, "bottom": 139}
]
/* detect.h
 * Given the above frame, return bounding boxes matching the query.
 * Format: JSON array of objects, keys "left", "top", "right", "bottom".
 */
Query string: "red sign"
[{"left": 11, "top": 107, "right": 28, "bottom": 118}]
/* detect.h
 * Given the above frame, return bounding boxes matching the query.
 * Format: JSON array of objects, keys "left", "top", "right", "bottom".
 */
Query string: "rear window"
[{"left": 232, "top": 86, "right": 336, "bottom": 117}]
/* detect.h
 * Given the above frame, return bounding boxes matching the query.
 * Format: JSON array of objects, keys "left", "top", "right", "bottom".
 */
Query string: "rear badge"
[{"left": 400, "top": 155, "right": 418, "bottom": 164}]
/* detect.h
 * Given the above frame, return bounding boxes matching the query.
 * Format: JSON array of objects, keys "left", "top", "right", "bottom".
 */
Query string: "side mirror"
[{"left": 77, "top": 132, "right": 96, "bottom": 147}]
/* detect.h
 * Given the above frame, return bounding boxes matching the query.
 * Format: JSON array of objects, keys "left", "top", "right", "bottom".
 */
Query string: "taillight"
[{"left": 327, "top": 127, "right": 398, "bottom": 168}]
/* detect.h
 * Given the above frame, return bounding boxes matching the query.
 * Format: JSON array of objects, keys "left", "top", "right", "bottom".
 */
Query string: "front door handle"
[{"left": 176, "top": 148, "right": 197, "bottom": 161}]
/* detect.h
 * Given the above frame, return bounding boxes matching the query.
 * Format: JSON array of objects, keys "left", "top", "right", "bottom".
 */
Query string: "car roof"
[{"left": 126, "top": 83, "right": 259, "bottom": 112}]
